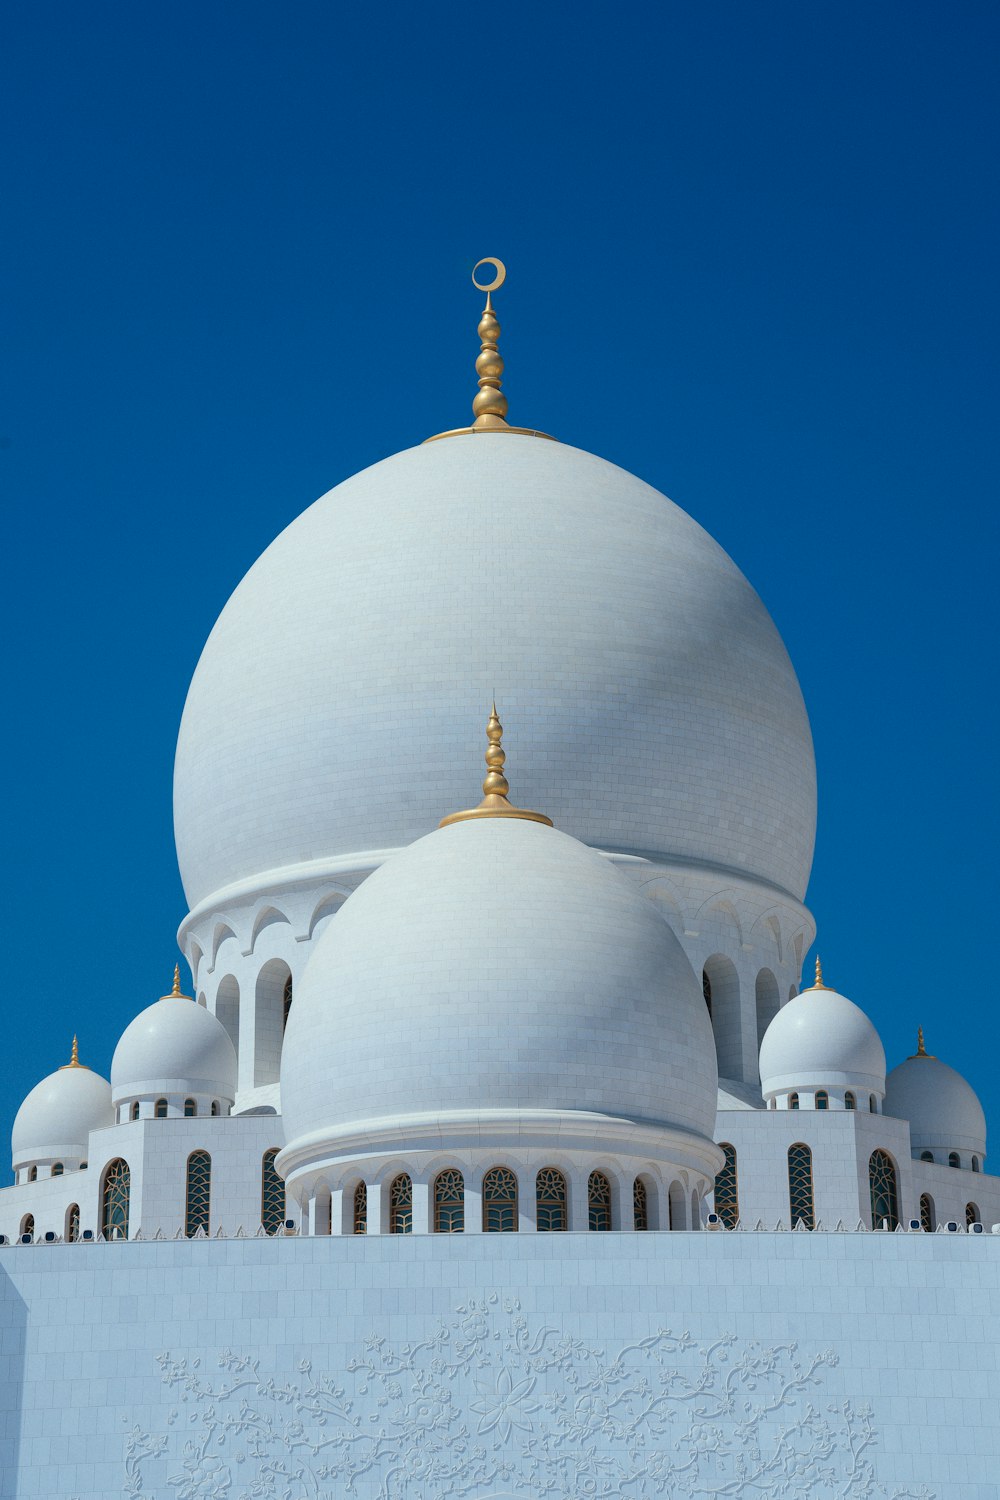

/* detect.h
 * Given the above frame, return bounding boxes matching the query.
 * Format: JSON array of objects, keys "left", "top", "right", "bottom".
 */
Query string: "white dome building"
[
  {"left": 111, "top": 968, "right": 238, "bottom": 1121},
  {"left": 278, "top": 731, "right": 721, "bottom": 1234},
  {"left": 884, "top": 1030, "right": 987, "bottom": 1169},
  {"left": 175, "top": 395, "right": 817, "bottom": 1103},
  {"left": 758, "top": 960, "right": 886, "bottom": 1111},
  {"left": 11, "top": 1039, "right": 113, "bottom": 1181}
]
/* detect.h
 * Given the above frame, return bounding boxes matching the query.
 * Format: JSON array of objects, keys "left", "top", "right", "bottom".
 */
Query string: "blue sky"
[{"left": 2, "top": 3, "right": 998, "bottom": 1146}]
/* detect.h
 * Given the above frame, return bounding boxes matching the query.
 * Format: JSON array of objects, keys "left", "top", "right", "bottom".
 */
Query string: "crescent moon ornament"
[{"left": 472, "top": 257, "right": 506, "bottom": 294}]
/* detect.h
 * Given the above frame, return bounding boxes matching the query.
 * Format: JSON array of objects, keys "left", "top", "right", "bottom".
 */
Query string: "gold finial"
[
  {"left": 909, "top": 1026, "right": 935, "bottom": 1060},
  {"left": 59, "top": 1035, "right": 86, "bottom": 1070},
  {"left": 424, "top": 259, "right": 555, "bottom": 443},
  {"left": 807, "top": 955, "right": 829, "bottom": 990},
  {"left": 439, "top": 704, "right": 553, "bottom": 828},
  {"left": 163, "top": 963, "right": 193, "bottom": 1001}
]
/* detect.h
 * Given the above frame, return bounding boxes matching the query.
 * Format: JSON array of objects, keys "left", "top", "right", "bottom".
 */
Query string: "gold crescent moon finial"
[{"left": 472, "top": 257, "right": 506, "bottom": 294}]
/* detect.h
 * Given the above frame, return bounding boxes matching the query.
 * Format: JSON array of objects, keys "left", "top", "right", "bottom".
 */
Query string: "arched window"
[
  {"left": 66, "top": 1203, "right": 80, "bottom": 1242},
  {"left": 920, "top": 1150, "right": 934, "bottom": 1163},
  {"left": 185, "top": 1150, "right": 211, "bottom": 1238},
  {"left": 787, "top": 1143, "right": 814, "bottom": 1230},
  {"left": 966, "top": 1202, "right": 980, "bottom": 1229},
  {"left": 155, "top": 1099, "right": 168, "bottom": 1119},
  {"left": 389, "top": 1173, "right": 412, "bottom": 1234},
  {"left": 261, "top": 1148, "right": 285, "bottom": 1236},
  {"left": 283, "top": 974, "right": 293, "bottom": 1031},
  {"left": 433, "top": 1169, "right": 464, "bottom": 1233},
  {"left": 211, "top": 1101, "right": 220, "bottom": 1117},
  {"left": 788, "top": 1092, "right": 799, "bottom": 1110},
  {"left": 353, "top": 1181, "right": 367, "bottom": 1235},
  {"left": 51, "top": 1162, "right": 64, "bottom": 1177},
  {"left": 920, "top": 1193, "right": 934, "bottom": 1232},
  {"left": 668, "top": 1181, "right": 685, "bottom": 1230},
  {"left": 102, "top": 1159, "right": 130, "bottom": 1241},
  {"left": 844, "top": 1092, "right": 856, "bottom": 1111},
  {"left": 130, "top": 1102, "right": 140, "bottom": 1122},
  {"left": 714, "top": 1143, "right": 739, "bottom": 1229},
  {"left": 633, "top": 1177, "right": 648, "bottom": 1231},
  {"left": 869, "top": 1095, "right": 877, "bottom": 1113},
  {"left": 28, "top": 1166, "right": 37, "bottom": 1182},
  {"left": 184, "top": 1099, "right": 197, "bottom": 1118},
  {"left": 588, "top": 1171, "right": 612, "bottom": 1231},
  {"left": 815, "top": 1090, "right": 829, "bottom": 1110},
  {"left": 20, "top": 1214, "right": 34, "bottom": 1239},
  {"left": 768, "top": 1097, "right": 776, "bottom": 1109},
  {"left": 702, "top": 970, "right": 712, "bottom": 1019},
  {"left": 482, "top": 1167, "right": 517, "bottom": 1232},
  {"left": 972, "top": 1156, "right": 981, "bottom": 1173},
  {"left": 536, "top": 1168, "right": 567, "bottom": 1231},
  {"left": 948, "top": 1151, "right": 960, "bottom": 1169},
  {"left": 869, "top": 1149, "right": 899, "bottom": 1230}
]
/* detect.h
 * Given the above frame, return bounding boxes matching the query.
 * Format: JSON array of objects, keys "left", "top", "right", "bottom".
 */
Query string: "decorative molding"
[{"left": 130, "top": 1293, "right": 933, "bottom": 1498}]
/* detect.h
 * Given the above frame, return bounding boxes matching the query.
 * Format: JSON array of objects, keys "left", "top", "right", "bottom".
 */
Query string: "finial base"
[
  {"left": 439, "top": 804, "right": 553, "bottom": 828},
  {"left": 423, "top": 425, "right": 557, "bottom": 444}
]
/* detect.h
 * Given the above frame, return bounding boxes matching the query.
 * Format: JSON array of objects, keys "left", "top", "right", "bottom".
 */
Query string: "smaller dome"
[
  {"left": 12, "top": 1042, "right": 113, "bottom": 1170},
  {"left": 112, "top": 971, "right": 237, "bottom": 1106},
  {"left": 884, "top": 1032, "right": 986, "bottom": 1160},
  {"left": 759, "top": 963, "right": 886, "bottom": 1100}
]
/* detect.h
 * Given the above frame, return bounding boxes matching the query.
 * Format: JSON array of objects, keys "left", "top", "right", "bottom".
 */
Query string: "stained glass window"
[
  {"left": 353, "top": 1181, "right": 367, "bottom": 1234},
  {"left": 66, "top": 1203, "right": 80, "bottom": 1242},
  {"left": 920, "top": 1193, "right": 934, "bottom": 1232},
  {"left": 261, "top": 1148, "right": 285, "bottom": 1236},
  {"left": 185, "top": 1150, "right": 211, "bottom": 1238},
  {"left": 633, "top": 1177, "right": 648, "bottom": 1231},
  {"left": 966, "top": 1202, "right": 980, "bottom": 1229},
  {"left": 102, "top": 1159, "right": 130, "bottom": 1241},
  {"left": 787, "top": 1143, "right": 814, "bottom": 1230},
  {"left": 389, "top": 1173, "right": 412, "bottom": 1234},
  {"left": 714, "top": 1143, "right": 739, "bottom": 1229},
  {"left": 536, "top": 1168, "right": 567, "bottom": 1232},
  {"left": 588, "top": 1171, "right": 611, "bottom": 1231},
  {"left": 482, "top": 1167, "right": 517, "bottom": 1232},
  {"left": 432, "top": 1168, "right": 464, "bottom": 1232},
  {"left": 868, "top": 1149, "right": 899, "bottom": 1230}
]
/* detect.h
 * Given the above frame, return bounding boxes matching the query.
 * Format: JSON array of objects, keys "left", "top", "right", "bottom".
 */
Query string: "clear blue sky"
[{"left": 2, "top": 3, "right": 998, "bottom": 1148}]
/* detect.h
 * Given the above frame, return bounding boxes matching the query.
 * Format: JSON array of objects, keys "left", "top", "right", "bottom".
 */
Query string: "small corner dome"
[
  {"left": 759, "top": 975, "right": 886, "bottom": 1098},
  {"left": 884, "top": 1046, "right": 986, "bottom": 1159},
  {"left": 280, "top": 816, "right": 719, "bottom": 1153},
  {"left": 12, "top": 1055, "right": 113, "bottom": 1169},
  {"left": 111, "top": 981, "right": 237, "bottom": 1105}
]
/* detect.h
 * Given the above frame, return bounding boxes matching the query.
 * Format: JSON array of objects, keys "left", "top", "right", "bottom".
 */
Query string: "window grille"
[
  {"left": 966, "top": 1202, "right": 980, "bottom": 1229},
  {"left": 588, "top": 1171, "right": 612, "bottom": 1231},
  {"left": 102, "top": 1159, "right": 130, "bottom": 1241},
  {"left": 919, "top": 1193, "right": 934, "bottom": 1232},
  {"left": 868, "top": 1149, "right": 899, "bottom": 1230},
  {"left": 536, "top": 1168, "right": 567, "bottom": 1231},
  {"left": 185, "top": 1150, "right": 211, "bottom": 1238},
  {"left": 389, "top": 1173, "right": 412, "bottom": 1234},
  {"left": 482, "top": 1167, "right": 517, "bottom": 1232},
  {"left": 283, "top": 974, "right": 293, "bottom": 1030},
  {"left": 353, "top": 1181, "right": 367, "bottom": 1234},
  {"left": 433, "top": 1169, "right": 465, "bottom": 1232},
  {"left": 66, "top": 1203, "right": 80, "bottom": 1242},
  {"left": 787, "top": 1143, "right": 814, "bottom": 1230},
  {"left": 702, "top": 970, "right": 712, "bottom": 1019},
  {"left": 714, "top": 1143, "right": 739, "bottom": 1229},
  {"left": 261, "top": 1148, "right": 284, "bottom": 1236},
  {"left": 633, "top": 1177, "right": 648, "bottom": 1231},
  {"left": 20, "top": 1214, "right": 34, "bottom": 1238}
]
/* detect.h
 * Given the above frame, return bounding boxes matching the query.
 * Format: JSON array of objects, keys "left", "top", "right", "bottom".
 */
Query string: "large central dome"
[{"left": 174, "top": 435, "right": 816, "bottom": 909}]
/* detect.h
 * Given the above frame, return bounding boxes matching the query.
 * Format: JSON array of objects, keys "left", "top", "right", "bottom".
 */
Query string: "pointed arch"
[
  {"left": 249, "top": 905, "right": 290, "bottom": 955},
  {"left": 714, "top": 1144, "right": 739, "bottom": 1229},
  {"left": 869, "top": 1149, "right": 899, "bottom": 1230},
  {"left": 102, "top": 1159, "right": 130, "bottom": 1241},
  {"left": 433, "top": 1169, "right": 465, "bottom": 1233},
  {"left": 702, "top": 954, "right": 742, "bottom": 1079},
  {"left": 255, "top": 959, "right": 291, "bottom": 1086},
  {"left": 588, "top": 1170, "right": 612, "bottom": 1231},
  {"left": 261, "top": 1148, "right": 285, "bottom": 1236},
  {"left": 389, "top": 1173, "right": 412, "bottom": 1234},
  {"left": 536, "top": 1168, "right": 567, "bottom": 1231},
  {"left": 306, "top": 892, "right": 348, "bottom": 942},
  {"left": 185, "top": 1150, "right": 212, "bottom": 1238},
  {"left": 209, "top": 921, "right": 240, "bottom": 972},
  {"left": 755, "top": 968, "right": 780, "bottom": 1052},
  {"left": 482, "top": 1167, "right": 518, "bottom": 1232},
  {"left": 787, "top": 1143, "right": 814, "bottom": 1230}
]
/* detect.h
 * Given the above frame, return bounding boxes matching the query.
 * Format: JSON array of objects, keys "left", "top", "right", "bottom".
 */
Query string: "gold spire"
[
  {"left": 163, "top": 963, "right": 192, "bottom": 1001},
  {"left": 59, "top": 1035, "right": 86, "bottom": 1070},
  {"left": 425, "top": 259, "right": 555, "bottom": 443},
  {"left": 806, "top": 955, "right": 829, "bottom": 991},
  {"left": 909, "top": 1026, "right": 935, "bottom": 1060},
  {"left": 439, "top": 704, "right": 553, "bottom": 828}
]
